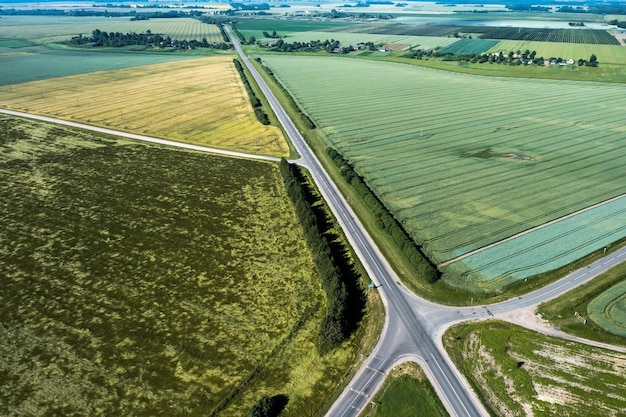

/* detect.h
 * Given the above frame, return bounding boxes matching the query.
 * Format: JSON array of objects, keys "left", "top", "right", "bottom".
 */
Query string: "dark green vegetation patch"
[
  {"left": 438, "top": 38, "right": 500, "bottom": 56},
  {"left": 0, "top": 115, "right": 325, "bottom": 416},
  {"left": 477, "top": 27, "right": 621, "bottom": 45}
]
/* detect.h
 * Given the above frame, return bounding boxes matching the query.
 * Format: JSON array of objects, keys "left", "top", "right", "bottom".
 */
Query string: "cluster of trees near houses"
[
  {"left": 404, "top": 47, "right": 598, "bottom": 67},
  {"left": 279, "top": 159, "right": 365, "bottom": 352},
  {"left": 250, "top": 36, "right": 377, "bottom": 54},
  {"left": 68, "top": 29, "right": 230, "bottom": 50}
]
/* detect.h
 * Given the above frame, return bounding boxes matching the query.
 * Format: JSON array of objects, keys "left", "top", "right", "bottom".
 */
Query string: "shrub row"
[
  {"left": 196, "top": 17, "right": 229, "bottom": 42},
  {"left": 233, "top": 59, "right": 270, "bottom": 125},
  {"left": 279, "top": 159, "right": 362, "bottom": 352},
  {"left": 258, "top": 59, "right": 316, "bottom": 130},
  {"left": 327, "top": 147, "right": 440, "bottom": 284}
]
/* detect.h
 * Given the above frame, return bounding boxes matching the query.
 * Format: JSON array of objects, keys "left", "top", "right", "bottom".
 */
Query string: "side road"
[{"left": 0, "top": 108, "right": 281, "bottom": 162}]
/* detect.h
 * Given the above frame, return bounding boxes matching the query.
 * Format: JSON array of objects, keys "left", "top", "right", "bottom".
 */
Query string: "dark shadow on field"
[{"left": 270, "top": 394, "right": 289, "bottom": 416}]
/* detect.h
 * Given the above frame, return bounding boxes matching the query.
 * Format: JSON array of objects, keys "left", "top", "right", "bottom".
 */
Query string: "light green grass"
[
  {"left": 259, "top": 55, "right": 626, "bottom": 289},
  {"left": 360, "top": 362, "right": 448, "bottom": 417},
  {"left": 444, "top": 321, "right": 626, "bottom": 417},
  {"left": 273, "top": 31, "right": 459, "bottom": 50},
  {"left": 0, "top": 115, "right": 358, "bottom": 417}
]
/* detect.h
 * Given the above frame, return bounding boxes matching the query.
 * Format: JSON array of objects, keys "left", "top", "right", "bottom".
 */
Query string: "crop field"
[
  {"left": 324, "top": 23, "right": 463, "bottom": 38},
  {"left": 443, "top": 196, "right": 626, "bottom": 291},
  {"left": 587, "top": 279, "right": 626, "bottom": 337},
  {"left": 0, "top": 56, "right": 288, "bottom": 156},
  {"left": 0, "top": 114, "right": 361, "bottom": 417},
  {"left": 0, "top": 16, "right": 224, "bottom": 44},
  {"left": 438, "top": 38, "right": 500, "bottom": 55},
  {"left": 260, "top": 55, "right": 626, "bottom": 288},
  {"left": 477, "top": 27, "right": 620, "bottom": 45},
  {"left": 271, "top": 31, "right": 458, "bottom": 50},
  {"left": 0, "top": 45, "right": 199, "bottom": 86},
  {"left": 487, "top": 40, "right": 626, "bottom": 65},
  {"left": 234, "top": 17, "right": 353, "bottom": 40},
  {"left": 445, "top": 321, "right": 626, "bottom": 417}
]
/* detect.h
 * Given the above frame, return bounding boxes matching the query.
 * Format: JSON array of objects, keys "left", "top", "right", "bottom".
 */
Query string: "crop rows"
[
  {"left": 478, "top": 27, "right": 620, "bottom": 45},
  {"left": 438, "top": 38, "right": 500, "bottom": 55},
  {"left": 329, "top": 23, "right": 462, "bottom": 37},
  {"left": 0, "top": 56, "right": 288, "bottom": 156},
  {"left": 444, "top": 196, "right": 626, "bottom": 291},
  {"left": 0, "top": 16, "right": 223, "bottom": 44},
  {"left": 261, "top": 55, "right": 626, "bottom": 288}
]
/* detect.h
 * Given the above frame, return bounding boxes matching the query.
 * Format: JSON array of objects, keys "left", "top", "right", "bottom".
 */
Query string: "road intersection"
[{"left": 226, "top": 28, "right": 626, "bottom": 417}]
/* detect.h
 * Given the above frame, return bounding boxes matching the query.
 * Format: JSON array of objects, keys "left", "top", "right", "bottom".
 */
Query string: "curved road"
[{"left": 226, "top": 27, "right": 626, "bottom": 417}]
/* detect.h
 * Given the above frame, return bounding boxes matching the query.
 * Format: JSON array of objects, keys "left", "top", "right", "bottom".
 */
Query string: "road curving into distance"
[{"left": 226, "top": 26, "right": 626, "bottom": 417}]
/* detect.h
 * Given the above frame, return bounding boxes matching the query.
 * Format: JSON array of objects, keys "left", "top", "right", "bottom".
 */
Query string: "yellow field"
[{"left": 0, "top": 56, "right": 288, "bottom": 156}]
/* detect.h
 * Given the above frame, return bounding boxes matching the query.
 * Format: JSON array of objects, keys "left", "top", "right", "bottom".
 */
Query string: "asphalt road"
[{"left": 227, "top": 28, "right": 626, "bottom": 417}]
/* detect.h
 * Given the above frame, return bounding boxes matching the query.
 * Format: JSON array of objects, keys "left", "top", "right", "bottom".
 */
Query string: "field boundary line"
[
  {"left": 439, "top": 193, "right": 626, "bottom": 268},
  {"left": 0, "top": 108, "right": 281, "bottom": 162}
]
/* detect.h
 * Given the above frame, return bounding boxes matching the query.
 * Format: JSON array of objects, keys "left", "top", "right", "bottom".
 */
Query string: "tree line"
[
  {"left": 327, "top": 148, "right": 440, "bottom": 284},
  {"left": 279, "top": 159, "right": 364, "bottom": 352},
  {"left": 232, "top": 59, "right": 270, "bottom": 125},
  {"left": 69, "top": 29, "right": 230, "bottom": 50}
]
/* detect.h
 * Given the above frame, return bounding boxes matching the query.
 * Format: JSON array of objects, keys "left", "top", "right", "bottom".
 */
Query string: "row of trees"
[
  {"left": 232, "top": 59, "right": 270, "bottom": 125},
  {"left": 69, "top": 29, "right": 230, "bottom": 50},
  {"left": 404, "top": 47, "right": 599, "bottom": 67},
  {"left": 279, "top": 159, "right": 364, "bottom": 352},
  {"left": 327, "top": 148, "right": 440, "bottom": 284}
]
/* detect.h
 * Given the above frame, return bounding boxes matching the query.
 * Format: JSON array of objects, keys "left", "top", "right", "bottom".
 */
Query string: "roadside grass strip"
[
  {"left": 0, "top": 56, "right": 288, "bottom": 156},
  {"left": 445, "top": 321, "right": 626, "bottom": 417},
  {"left": 260, "top": 55, "right": 626, "bottom": 286},
  {"left": 0, "top": 16, "right": 224, "bottom": 44},
  {"left": 443, "top": 196, "right": 626, "bottom": 291},
  {"left": 587, "top": 279, "right": 626, "bottom": 337},
  {"left": 0, "top": 115, "right": 356, "bottom": 417}
]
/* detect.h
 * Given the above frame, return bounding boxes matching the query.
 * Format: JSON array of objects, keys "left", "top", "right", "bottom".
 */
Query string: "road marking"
[
  {"left": 431, "top": 354, "right": 473, "bottom": 417},
  {"left": 366, "top": 366, "right": 385, "bottom": 375},
  {"left": 350, "top": 388, "right": 368, "bottom": 397}
]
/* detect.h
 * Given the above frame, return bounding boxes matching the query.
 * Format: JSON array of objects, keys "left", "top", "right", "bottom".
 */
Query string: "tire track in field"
[{"left": 439, "top": 192, "right": 626, "bottom": 268}]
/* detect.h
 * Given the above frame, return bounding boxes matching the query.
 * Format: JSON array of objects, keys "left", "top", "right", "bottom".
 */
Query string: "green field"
[
  {"left": 0, "top": 45, "right": 201, "bottom": 85},
  {"left": 588, "top": 278, "right": 626, "bottom": 337},
  {"left": 0, "top": 16, "right": 223, "bottom": 44},
  {"left": 487, "top": 40, "right": 626, "bottom": 65},
  {"left": 259, "top": 55, "right": 626, "bottom": 288},
  {"left": 360, "top": 362, "right": 448, "bottom": 417},
  {"left": 275, "top": 31, "right": 458, "bottom": 50},
  {"left": 444, "top": 196, "right": 626, "bottom": 291},
  {"left": 438, "top": 38, "right": 500, "bottom": 55},
  {"left": 234, "top": 17, "right": 354, "bottom": 40},
  {"left": 445, "top": 321, "right": 626, "bottom": 417},
  {"left": 0, "top": 115, "right": 356, "bottom": 417}
]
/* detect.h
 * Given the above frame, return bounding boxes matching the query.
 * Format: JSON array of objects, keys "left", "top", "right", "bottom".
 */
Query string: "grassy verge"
[
  {"left": 538, "top": 258, "right": 626, "bottom": 347},
  {"left": 360, "top": 362, "right": 448, "bottom": 417},
  {"left": 444, "top": 320, "right": 626, "bottom": 417}
]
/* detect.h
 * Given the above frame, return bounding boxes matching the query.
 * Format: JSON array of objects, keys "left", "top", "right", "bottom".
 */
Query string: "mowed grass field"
[
  {"left": 260, "top": 55, "right": 626, "bottom": 288},
  {"left": 0, "top": 56, "right": 288, "bottom": 156},
  {"left": 0, "top": 16, "right": 224, "bottom": 44},
  {"left": 0, "top": 115, "right": 355, "bottom": 417},
  {"left": 444, "top": 321, "right": 626, "bottom": 417},
  {"left": 587, "top": 278, "right": 626, "bottom": 338}
]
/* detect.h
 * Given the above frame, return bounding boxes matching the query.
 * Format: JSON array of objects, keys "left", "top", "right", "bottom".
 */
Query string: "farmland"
[
  {"left": 443, "top": 196, "right": 626, "bottom": 291},
  {"left": 487, "top": 40, "right": 626, "bottom": 65},
  {"left": 233, "top": 18, "right": 354, "bottom": 40},
  {"left": 259, "top": 55, "right": 626, "bottom": 290},
  {"left": 0, "top": 16, "right": 224, "bottom": 45},
  {"left": 587, "top": 279, "right": 626, "bottom": 337},
  {"left": 0, "top": 56, "right": 288, "bottom": 156},
  {"left": 444, "top": 321, "right": 626, "bottom": 417},
  {"left": 0, "top": 114, "right": 364, "bottom": 417},
  {"left": 477, "top": 27, "right": 621, "bottom": 45},
  {"left": 439, "top": 38, "right": 500, "bottom": 56}
]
